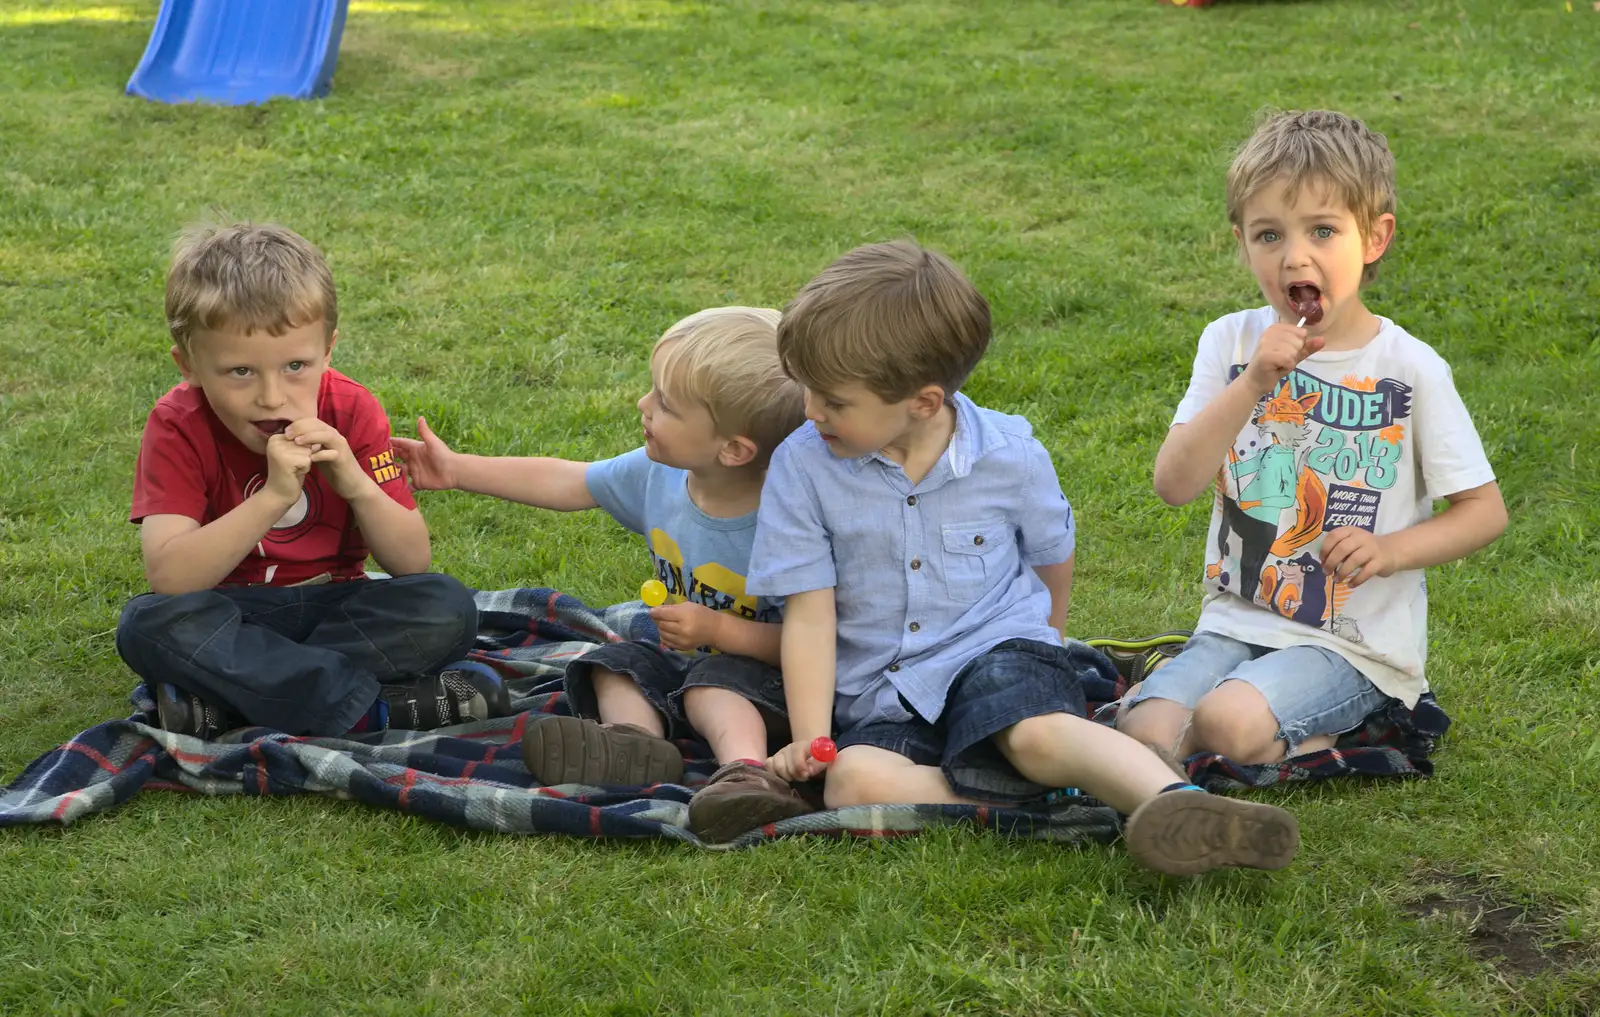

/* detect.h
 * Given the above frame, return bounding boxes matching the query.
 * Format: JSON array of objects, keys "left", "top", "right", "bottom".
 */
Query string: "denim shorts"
[
  {"left": 835, "top": 638, "right": 1091, "bottom": 805},
  {"left": 1126, "top": 631, "right": 1390, "bottom": 755},
  {"left": 564, "top": 641, "right": 789, "bottom": 746}
]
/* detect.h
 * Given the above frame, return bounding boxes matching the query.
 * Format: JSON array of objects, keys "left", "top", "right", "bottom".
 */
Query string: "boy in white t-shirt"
[{"left": 1119, "top": 110, "right": 1508, "bottom": 766}]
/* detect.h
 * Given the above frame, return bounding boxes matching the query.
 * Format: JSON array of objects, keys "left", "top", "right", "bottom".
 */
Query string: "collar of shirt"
[{"left": 842, "top": 392, "right": 1004, "bottom": 488}]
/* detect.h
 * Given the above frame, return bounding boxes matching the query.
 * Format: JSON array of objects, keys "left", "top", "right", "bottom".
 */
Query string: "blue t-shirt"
[
  {"left": 746, "top": 394, "right": 1075, "bottom": 731},
  {"left": 586, "top": 448, "right": 780, "bottom": 624}
]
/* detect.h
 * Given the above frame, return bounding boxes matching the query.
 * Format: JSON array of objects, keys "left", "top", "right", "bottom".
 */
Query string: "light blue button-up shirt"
[{"left": 746, "top": 393, "right": 1075, "bottom": 732}]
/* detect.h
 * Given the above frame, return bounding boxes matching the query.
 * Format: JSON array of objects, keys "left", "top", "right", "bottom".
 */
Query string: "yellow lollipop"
[{"left": 640, "top": 579, "right": 668, "bottom": 607}]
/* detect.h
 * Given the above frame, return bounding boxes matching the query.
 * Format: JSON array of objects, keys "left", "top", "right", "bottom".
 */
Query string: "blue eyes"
[{"left": 1255, "top": 227, "right": 1337, "bottom": 243}]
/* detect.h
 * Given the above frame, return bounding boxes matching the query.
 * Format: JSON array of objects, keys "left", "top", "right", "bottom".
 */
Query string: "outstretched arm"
[{"left": 393, "top": 416, "right": 597, "bottom": 511}]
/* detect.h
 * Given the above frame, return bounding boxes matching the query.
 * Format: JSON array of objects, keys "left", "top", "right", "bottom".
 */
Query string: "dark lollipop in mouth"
[{"left": 1289, "top": 284, "right": 1323, "bottom": 326}]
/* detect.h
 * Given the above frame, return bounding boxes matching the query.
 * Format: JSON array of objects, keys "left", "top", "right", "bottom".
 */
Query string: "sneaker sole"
[
  {"left": 521, "top": 715, "right": 684, "bottom": 787},
  {"left": 1123, "top": 789, "right": 1299, "bottom": 876},
  {"left": 1085, "top": 630, "right": 1192, "bottom": 684},
  {"left": 688, "top": 790, "right": 815, "bottom": 844},
  {"left": 1083, "top": 630, "right": 1193, "bottom": 653}
]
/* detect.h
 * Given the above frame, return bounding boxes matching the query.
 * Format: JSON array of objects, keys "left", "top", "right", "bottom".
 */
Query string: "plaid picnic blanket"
[{"left": 0, "top": 588, "right": 1448, "bottom": 841}]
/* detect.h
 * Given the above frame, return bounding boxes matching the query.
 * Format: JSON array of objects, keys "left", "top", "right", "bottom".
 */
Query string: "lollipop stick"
[{"left": 1296, "top": 316, "right": 1307, "bottom": 327}]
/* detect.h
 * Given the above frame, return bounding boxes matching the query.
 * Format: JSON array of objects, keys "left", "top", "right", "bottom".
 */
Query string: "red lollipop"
[{"left": 809, "top": 736, "right": 837, "bottom": 763}]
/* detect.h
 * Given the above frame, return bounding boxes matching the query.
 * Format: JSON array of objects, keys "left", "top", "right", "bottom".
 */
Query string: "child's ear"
[
  {"left": 1363, "top": 214, "right": 1396, "bottom": 264},
  {"left": 718, "top": 434, "right": 760, "bottom": 469},
  {"left": 170, "top": 345, "right": 196, "bottom": 384},
  {"left": 910, "top": 384, "right": 948, "bottom": 420},
  {"left": 325, "top": 327, "right": 339, "bottom": 361}
]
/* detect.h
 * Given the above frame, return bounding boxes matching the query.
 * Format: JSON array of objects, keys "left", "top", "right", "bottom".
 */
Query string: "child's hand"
[
  {"left": 1244, "top": 323, "right": 1324, "bottom": 395},
  {"left": 391, "top": 417, "right": 459, "bottom": 491},
  {"left": 1321, "top": 526, "right": 1395, "bottom": 588},
  {"left": 767, "top": 739, "right": 830, "bottom": 783},
  {"left": 284, "top": 418, "right": 364, "bottom": 500},
  {"left": 650, "top": 601, "right": 724, "bottom": 652},
  {"left": 263, "top": 432, "right": 320, "bottom": 502}
]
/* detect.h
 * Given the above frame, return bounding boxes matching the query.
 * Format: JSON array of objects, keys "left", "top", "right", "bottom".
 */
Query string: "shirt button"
[
  {"left": 887, "top": 663, "right": 900, "bottom": 672},
  {"left": 908, "top": 622, "right": 920, "bottom": 633},
  {"left": 906, "top": 495, "right": 917, "bottom": 506},
  {"left": 974, "top": 535, "right": 985, "bottom": 546},
  {"left": 910, "top": 558, "right": 921, "bottom": 570}
]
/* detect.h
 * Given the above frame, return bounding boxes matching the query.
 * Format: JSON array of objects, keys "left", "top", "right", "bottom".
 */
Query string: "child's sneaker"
[
  {"left": 154, "top": 682, "right": 241, "bottom": 741},
  {"left": 1123, "top": 787, "right": 1300, "bottom": 876},
  {"left": 382, "top": 660, "right": 512, "bottom": 731},
  {"left": 1084, "top": 630, "right": 1190, "bottom": 685},
  {"left": 687, "top": 761, "right": 814, "bottom": 843},
  {"left": 520, "top": 715, "right": 684, "bottom": 787}
]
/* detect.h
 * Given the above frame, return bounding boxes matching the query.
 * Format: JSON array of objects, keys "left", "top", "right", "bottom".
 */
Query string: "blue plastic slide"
[{"left": 127, "top": 0, "right": 351, "bottom": 105}]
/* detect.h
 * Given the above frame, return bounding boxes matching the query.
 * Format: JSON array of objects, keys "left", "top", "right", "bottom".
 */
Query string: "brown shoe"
[
  {"left": 1123, "top": 789, "right": 1300, "bottom": 876},
  {"left": 687, "top": 762, "right": 815, "bottom": 843},
  {"left": 520, "top": 715, "right": 684, "bottom": 787}
]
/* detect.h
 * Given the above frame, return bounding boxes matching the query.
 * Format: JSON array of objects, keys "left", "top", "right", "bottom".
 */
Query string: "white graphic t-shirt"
[{"left": 1172, "top": 306, "right": 1496, "bottom": 706}]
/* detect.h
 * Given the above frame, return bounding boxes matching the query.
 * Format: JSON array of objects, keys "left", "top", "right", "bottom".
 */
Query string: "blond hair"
[
  {"left": 777, "top": 240, "right": 990, "bottom": 401},
  {"left": 1227, "top": 109, "right": 1397, "bottom": 283},
  {"left": 653, "top": 307, "right": 806, "bottom": 467},
  {"left": 166, "top": 222, "right": 337, "bottom": 352}
]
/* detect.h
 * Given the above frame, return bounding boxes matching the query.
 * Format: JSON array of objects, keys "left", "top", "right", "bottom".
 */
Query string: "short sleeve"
[
  {"left": 746, "top": 440, "right": 836, "bottom": 597},
  {"left": 1412, "top": 360, "right": 1496, "bottom": 500},
  {"left": 1015, "top": 439, "right": 1075, "bottom": 567},
  {"left": 584, "top": 448, "right": 655, "bottom": 535},
  {"left": 342, "top": 386, "right": 416, "bottom": 510},
  {"left": 1171, "top": 318, "right": 1237, "bottom": 426},
  {"left": 130, "top": 404, "right": 209, "bottom": 524}
]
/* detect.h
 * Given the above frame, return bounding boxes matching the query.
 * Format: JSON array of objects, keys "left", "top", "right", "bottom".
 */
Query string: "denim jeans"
[
  {"left": 564, "top": 640, "right": 789, "bottom": 746},
  {"left": 1126, "top": 631, "right": 1389, "bottom": 756},
  {"left": 836, "top": 638, "right": 1092, "bottom": 804},
  {"left": 116, "top": 573, "right": 477, "bottom": 736}
]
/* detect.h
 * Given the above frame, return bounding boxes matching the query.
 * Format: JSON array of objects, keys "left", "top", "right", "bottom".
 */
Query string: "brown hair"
[
  {"left": 653, "top": 307, "right": 806, "bottom": 467},
  {"left": 166, "top": 221, "right": 337, "bottom": 352},
  {"left": 1227, "top": 109, "right": 1397, "bottom": 283},
  {"left": 777, "top": 240, "right": 991, "bottom": 401}
]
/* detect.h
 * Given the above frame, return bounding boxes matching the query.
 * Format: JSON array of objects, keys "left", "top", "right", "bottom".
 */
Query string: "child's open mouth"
[
  {"left": 1288, "top": 283, "right": 1323, "bottom": 325},
  {"left": 252, "top": 419, "right": 291, "bottom": 436}
]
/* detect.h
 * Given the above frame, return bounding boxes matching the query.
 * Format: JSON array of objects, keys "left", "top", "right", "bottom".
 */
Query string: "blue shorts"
[
  {"left": 565, "top": 641, "right": 789, "bottom": 749},
  {"left": 835, "top": 638, "right": 1092, "bottom": 805},
  {"left": 1126, "top": 631, "right": 1390, "bottom": 756}
]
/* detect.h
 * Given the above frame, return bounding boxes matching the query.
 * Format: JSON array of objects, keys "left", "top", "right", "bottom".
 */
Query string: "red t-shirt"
[{"left": 130, "top": 369, "right": 416, "bottom": 587}]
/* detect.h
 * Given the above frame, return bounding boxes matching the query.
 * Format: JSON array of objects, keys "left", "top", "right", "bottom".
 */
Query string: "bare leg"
[
  {"left": 681, "top": 686, "right": 768, "bottom": 765},
  {"left": 994, "top": 712, "right": 1188, "bottom": 815},
  {"left": 822, "top": 744, "right": 990, "bottom": 809},
  {"left": 591, "top": 667, "right": 665, "bottom": 736},
  {"left": 1117, "top": 697, "right": 1196, "bottom": 760},
  {"left": 1191, "top": 681, "right": 1305, "bottom": 763}
]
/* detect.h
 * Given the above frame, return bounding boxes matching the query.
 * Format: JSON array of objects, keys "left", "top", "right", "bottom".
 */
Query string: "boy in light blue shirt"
[
  {"left": 396, "top": 307, "right": 815, "bottom": 841},
  {"left": 746, "top": 240, "right": 1302, "bottom": 875}
]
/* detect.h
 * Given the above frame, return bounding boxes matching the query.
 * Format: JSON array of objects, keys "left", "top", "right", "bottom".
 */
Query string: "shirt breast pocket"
[{"left": 940, "top": 520, "right": 1004, "bottom": 602}]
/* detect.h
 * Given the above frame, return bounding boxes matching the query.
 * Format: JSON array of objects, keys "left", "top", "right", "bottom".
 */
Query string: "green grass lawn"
[{"left": 2, "top": 0, "right": 1598, "bottom": 1012}]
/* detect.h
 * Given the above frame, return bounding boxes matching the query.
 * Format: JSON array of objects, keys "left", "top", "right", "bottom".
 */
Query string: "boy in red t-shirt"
[{"left": 115, "top": 222, "right": 509, "bottom": 739}]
